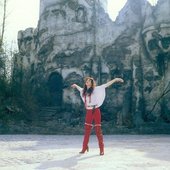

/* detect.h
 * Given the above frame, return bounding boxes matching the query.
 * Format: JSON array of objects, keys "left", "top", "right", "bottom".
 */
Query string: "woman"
[{"left": 71, "top": 77, "right": 124, "bottom": 155}]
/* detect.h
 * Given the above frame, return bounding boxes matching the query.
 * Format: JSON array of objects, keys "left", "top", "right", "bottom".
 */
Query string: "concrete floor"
[{"left": 0, "top": 135, "right": 170, "bottom": 170}]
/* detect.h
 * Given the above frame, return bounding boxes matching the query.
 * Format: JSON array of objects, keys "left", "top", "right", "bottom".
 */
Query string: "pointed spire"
[
  {"left": 154, "top": 0, "right": 170, "bottom": 24},
  {"left": 115, "top": 0, "right": 147, "bottom": 25},
  {"left": 143, "top": 1, "right": 155, "bottom": 29}
]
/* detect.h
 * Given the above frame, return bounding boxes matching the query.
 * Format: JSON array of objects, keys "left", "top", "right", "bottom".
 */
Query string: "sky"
[{"left": 3, "top": 0, "right": 158, "bottom": 50}]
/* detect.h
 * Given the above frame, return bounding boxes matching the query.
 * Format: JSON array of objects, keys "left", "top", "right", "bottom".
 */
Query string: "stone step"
[
  {"left": 41, "top": 106, "right": 61, "bottom": 112},
  {"left": 38, "top": 106, "right": 62, "bottom": 121}
]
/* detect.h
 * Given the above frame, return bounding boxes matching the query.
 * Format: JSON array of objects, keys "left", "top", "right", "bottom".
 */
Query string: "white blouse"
[{"left": 78, "top": 84, "right": 107, "bottom": 107}]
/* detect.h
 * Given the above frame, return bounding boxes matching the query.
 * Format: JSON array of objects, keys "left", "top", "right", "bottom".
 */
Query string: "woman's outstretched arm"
[
  {"left": 71, "top": 84, "right": 82, "bottom": 91},
  {"left": 104, "top": 78, "right": 124, "bottom": 88}
]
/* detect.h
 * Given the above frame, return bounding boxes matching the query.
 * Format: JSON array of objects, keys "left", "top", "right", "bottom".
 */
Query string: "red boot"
[
  {"left": 79, "top": 125, "right": 92, "bottom": 154},
  {"left": 95, "top": 126, "right": 104, "bottom": 155}
]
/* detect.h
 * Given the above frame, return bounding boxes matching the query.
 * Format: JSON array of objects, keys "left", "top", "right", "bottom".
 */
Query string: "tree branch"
[{"left": 149, "top": 82, "right": 170, "bottom": 114}]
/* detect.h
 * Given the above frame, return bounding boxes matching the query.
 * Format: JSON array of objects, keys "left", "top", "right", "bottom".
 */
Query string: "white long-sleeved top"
[{"left": 77, "top": 84, "right": 107, "bottom": 108}]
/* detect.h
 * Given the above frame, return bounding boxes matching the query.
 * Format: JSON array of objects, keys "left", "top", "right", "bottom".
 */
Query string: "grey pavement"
[{"left": 0, "top": 135, "right": 170, "bottom": 170}]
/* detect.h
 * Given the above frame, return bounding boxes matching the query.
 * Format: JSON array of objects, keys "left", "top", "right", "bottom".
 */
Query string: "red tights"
[{"left": 81, "top": 108, "right": 104, "bottom": 155}]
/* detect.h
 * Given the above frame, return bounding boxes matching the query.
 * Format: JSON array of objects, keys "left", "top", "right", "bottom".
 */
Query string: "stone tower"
[
  {"left": 16, "top": 0, "right": 170, "bottom": 129},
  {"left": 18, "top": 0, "right": 112, "bottom": 107},
  {"left": 39, "top": 0, "right": 108, "bottom": 16}
]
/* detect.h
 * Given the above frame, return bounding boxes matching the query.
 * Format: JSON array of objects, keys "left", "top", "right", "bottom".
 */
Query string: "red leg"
[
  {"left": 95, "top": 126, "right": 104, "bottom": 155},
  {"left": 79, "top": 125, "right": 92, "bottom": 153}
]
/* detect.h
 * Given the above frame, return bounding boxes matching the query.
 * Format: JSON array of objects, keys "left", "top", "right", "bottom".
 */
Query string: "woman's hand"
[
  {"left": 71, "top": 84, "right": 82, "bottom": 91},
  {"left": 71, "top": 84, "right": 77, "bottom": 88},
  {"left": 114, "top": 78, "right": 124, "bottom": 83},
  {"left": 105, "top": 78, "right": 124, "bottom": 87}
]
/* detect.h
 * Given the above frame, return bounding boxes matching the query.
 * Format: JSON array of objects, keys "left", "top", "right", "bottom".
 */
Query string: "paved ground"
[{"left": 0, "top": 135, "right": 170, "bottom": 170}]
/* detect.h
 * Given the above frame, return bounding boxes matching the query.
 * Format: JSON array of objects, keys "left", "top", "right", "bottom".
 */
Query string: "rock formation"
[{"left": 15, "top": 0, "right": 170, "bottom": 131}]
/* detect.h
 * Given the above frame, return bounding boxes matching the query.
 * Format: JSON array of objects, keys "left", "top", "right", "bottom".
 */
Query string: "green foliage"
[{"left": 0, "top": 50, "right": 40, "bottom": 129}]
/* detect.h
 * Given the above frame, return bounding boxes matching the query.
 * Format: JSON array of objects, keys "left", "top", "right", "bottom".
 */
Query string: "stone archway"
[
  {"left": 76, "top": 6, "right": 86, "bottom": 23},
  {"left": 47, "top": 72, "right": 63, "bottom": 106}
]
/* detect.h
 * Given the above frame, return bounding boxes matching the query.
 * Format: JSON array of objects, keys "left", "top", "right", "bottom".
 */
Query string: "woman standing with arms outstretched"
[{"left": 71, "top": 77, "right": 124, "bottom": 155}]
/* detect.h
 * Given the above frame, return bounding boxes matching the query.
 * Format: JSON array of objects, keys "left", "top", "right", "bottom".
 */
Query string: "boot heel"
[
  {"left": 87, "top": 146, "right": 89, "bottom": 152},
  {"left": 79, "top": 146, "right": 89, "bottom": 154},
  {"left": 100, "top": 151, "right": 104, "bottom": 156}
]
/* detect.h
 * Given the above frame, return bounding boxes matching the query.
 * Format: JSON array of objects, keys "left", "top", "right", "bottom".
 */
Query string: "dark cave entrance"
[
  {"left": 47, "top": 72, "right": 63, "bottom": 106},
  {"left": 156, "top": 53, "right": 166, "bottom": 76}
]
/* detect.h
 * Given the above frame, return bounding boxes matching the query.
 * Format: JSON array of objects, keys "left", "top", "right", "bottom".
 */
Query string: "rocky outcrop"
[{"left": 16, "top": 0, "right": 170, "bottom": 131}]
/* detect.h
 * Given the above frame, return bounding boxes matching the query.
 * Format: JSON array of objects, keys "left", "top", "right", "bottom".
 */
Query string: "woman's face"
[{"left": 85, "top": 79, "right": 92, "bottom": 88}]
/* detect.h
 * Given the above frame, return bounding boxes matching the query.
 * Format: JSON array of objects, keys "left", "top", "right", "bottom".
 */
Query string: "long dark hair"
[{"left": 83, "top": 77, "right": 96, "bottom": 96}]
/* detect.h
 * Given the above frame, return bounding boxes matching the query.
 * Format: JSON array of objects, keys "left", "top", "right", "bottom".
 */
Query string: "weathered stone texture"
[{"left": 16, "top": 0, "right": 170, "bottom": 130}]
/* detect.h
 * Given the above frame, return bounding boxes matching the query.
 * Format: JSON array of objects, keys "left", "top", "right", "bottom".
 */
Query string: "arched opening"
[
  {"left": 47, "top": 72, "right": 63, "bottom": 106},
  {"left": 76, "top": 6, "right": 86, "bottom": 23},
  {"left": 156, "top": 53, "right": 166, "bottom": 76}
]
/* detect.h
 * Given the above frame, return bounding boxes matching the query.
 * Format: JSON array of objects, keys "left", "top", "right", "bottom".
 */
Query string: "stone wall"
[{"left": 16, "top": 0, "right": 170, "bottom": 130}]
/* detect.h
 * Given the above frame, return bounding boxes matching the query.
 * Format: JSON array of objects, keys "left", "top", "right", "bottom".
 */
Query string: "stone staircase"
[{"left": 38, "top": 106, "right": 61, "bottom": 121}]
